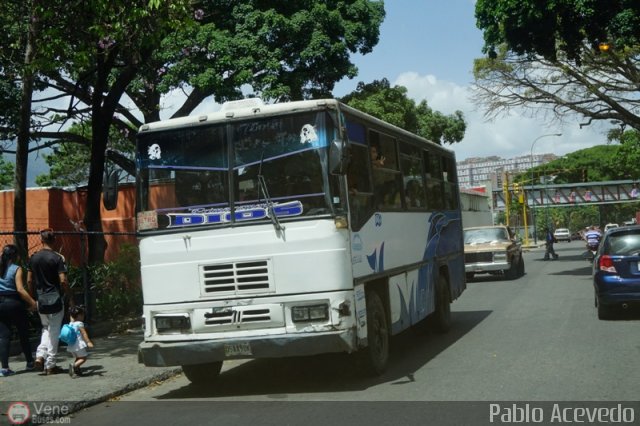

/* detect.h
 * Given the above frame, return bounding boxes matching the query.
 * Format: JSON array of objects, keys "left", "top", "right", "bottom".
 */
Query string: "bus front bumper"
[{"left": 138, "top": 329, "right": 357, "bottom": 367}]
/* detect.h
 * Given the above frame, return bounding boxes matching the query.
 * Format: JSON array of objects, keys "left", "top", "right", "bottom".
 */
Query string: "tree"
[
  {"left": 472, "top": 47, "right": 640, "bottom": 131},
  {"left": 475, "top": 0, "right": 640, "bottom": 62},
  {"left": 340, "top": 79, "right": 466, "bottom": 144},
  {"left": 473, "top": 1, "right": 640, "bottom": 133},
  {"left": 35, "top": 123, "right": 134, "bottom": 187},
  {"left": 2, "top": 1, "right": 385, "bottom": 263},
  {"left": 0, "top": 0, "right": 47, "bottom": 257},
  {"left": 612, "top": 129, "right": 640, "bottom": 179}
]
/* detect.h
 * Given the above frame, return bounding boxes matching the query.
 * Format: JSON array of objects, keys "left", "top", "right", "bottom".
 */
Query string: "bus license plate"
[{"left": 224, "top": 342, "right": 252, "bottom": 357}]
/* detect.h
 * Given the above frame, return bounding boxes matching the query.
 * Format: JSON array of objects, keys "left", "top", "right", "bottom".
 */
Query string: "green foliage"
[
  {"left": 67, "top": 244, "right": 142, "bottom": 320},
  {"left": 521, "top": 145, "right": 623, "bottom": 184},
  {"left": 475, "top": 0, "right": 640, "bottom": 61},
  {"left": 90, "top": 244, "right": 142, "bottom": 319},
  {"left": 0, "top": 155, "right": 14, "bottom": 189},
  {"left": 340, "top": 79, "right": 466, "bottom": 145},
  {"left": 36, "top": 143, "right": 91, "bottom": 187},
  {"left": 614, "top": 130, "right": 640, "bottom": 180}
]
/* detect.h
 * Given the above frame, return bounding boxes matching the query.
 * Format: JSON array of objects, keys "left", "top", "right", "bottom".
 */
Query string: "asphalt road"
[{"left": 71, "top": 241, "right": 640, "bottom": 425}]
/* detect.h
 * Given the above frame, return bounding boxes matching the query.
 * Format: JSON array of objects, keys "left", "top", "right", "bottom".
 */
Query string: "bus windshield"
[{"left": 136, "top": 111, "right": 335, "bottom": 231}]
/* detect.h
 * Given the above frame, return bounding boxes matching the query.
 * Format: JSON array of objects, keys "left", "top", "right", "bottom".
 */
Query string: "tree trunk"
[
  {"left": 84, "top": 114, "right": 108, "bottom": 264},
  {"left": 14, "top": 2, "right": 39, "bottom": 260}
]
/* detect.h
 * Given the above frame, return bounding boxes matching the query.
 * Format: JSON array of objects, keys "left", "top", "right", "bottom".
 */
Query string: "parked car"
[
  {"left": 463, "top": 225, "right": 524, "bottom": 281},
  {"left": 553, "top": 228, "right": 571, "bottom": 242},
  {"left": 604, "top": 223, "right": 619, "bottom": 232},
  {"left": 571, "top": 231, "right": 583, "bottom": 241},
  {"left": 593, "top": 225, "right": 640, "bottom": 319}
]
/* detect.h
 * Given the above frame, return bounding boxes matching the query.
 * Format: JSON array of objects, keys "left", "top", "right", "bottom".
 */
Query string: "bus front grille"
[
  {"left": 204, "top": 308, "right": 271, "bottom": 326},
  {"left": 200, "top": 260, "right": 272, "bottom": 295}
]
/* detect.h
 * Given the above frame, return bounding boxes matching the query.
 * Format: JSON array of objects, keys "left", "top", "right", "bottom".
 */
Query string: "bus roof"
[
  {"left": 139, "top": 99, "right": 340, "bottom": 133},
  {"left": 139, "top": 98, "right": 453, "bottom": 155}
]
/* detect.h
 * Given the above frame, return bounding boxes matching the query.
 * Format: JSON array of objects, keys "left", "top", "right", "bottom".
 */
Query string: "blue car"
[{"left": 593, "top": 225, "right": 640, "bottom": 319}]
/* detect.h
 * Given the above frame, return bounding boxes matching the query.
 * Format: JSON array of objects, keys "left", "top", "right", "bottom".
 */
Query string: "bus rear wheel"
[
  {"left": 182, "top": 361, "right": 223, "bottom": 385},
  {"left": 358, "top": 291, "right": 389, "bottom": 376}
]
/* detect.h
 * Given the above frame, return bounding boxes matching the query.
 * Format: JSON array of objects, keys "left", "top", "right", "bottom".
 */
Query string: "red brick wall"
[{"left": 0, "top": 185, "right": 136, "bottom": 264}]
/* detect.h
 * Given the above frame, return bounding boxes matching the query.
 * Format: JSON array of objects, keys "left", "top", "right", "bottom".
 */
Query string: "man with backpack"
[{"left": 27, "top": 229, "right": 74, "bottom": 375}]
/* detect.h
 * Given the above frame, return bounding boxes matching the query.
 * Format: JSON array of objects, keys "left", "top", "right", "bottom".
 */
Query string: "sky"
[{"left": 330, "top": 0, "right": 608, "bottom": 162}]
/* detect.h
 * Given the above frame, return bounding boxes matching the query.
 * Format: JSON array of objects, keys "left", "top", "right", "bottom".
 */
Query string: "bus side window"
[
  {"left": 370, "top": 131, "right": 403, "bottom": 210},
  {"left": 347, "top": 143, "right": 374, "bottom": 229},
  {"left": 424, "top": 151, "right": 444, "bottom": 210},
  {"left": 443, "top": 156, "right": 459, "bottom": 209},
  {"left": 399, "top": 142, "right": 427, "bottom": 209}
]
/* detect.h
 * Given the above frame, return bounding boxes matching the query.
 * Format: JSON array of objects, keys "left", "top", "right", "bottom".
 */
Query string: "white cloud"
[{"left": 393, "top": 71, "right": 609, "bottom": 161}]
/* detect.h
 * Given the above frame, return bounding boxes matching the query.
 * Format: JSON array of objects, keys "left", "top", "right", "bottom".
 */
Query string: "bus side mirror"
[
  {"left": 103, "top": 170, "right": 119, "bottom": 210},
  {"left": 329, "top": 139, "right": 349, "bottom": 175}
]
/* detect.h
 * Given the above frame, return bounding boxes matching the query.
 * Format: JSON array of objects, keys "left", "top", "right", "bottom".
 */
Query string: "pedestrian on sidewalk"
[
  {"left": 0, "top": 244, "right": 38, "bottom": 376},
  {"left": 543, "top": 227, "right": 559, "bottom": 261},
  {"left": 66, "top": 305, "right": 94, "bottom": 377},
  {"left": 28, "top": 229, "right": 74, "bottom": 375}
]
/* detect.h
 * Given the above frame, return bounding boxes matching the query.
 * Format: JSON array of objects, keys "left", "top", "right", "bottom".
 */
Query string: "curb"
[{"left": 66, "top": 367, "right": 182, "bottom": 415}]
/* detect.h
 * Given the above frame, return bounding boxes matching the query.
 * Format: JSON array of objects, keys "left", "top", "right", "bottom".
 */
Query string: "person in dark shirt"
[
  {"left": 27, "top": 229, "right": 73, "bottom": 375},
  {"left": 543, "top": 227, "right": 559, "bottom": 260}
]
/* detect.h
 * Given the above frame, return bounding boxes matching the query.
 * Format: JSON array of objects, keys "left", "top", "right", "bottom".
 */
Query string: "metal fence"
[{"left": 0, "top": 230, "right": 139, "bottom": 322}]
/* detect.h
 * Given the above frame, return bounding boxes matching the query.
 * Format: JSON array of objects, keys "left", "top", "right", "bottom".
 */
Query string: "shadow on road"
[{"left": 154, "top": 310, "right": 492, "bottom": 399}]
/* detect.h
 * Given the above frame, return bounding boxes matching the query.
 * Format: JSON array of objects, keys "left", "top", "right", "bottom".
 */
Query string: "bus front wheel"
[
  {"left": 182, "top": 361, "right": 223, "bottom": 385},
  {"left": 358, "top": 291, "right": 389, "bottom": 376}
]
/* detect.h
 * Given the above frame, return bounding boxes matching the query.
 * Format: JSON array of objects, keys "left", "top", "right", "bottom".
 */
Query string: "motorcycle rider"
[{"left": 584, "top": 225, "right": 602, "bottom": 253}]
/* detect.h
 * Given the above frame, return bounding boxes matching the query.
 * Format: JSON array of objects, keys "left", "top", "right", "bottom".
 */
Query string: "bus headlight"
[
  {"left": 292, "top": 304, "right": 329, "bottom": 322},
  {"left": 155, "top": 314, "right": 191, "bottom": 333}
]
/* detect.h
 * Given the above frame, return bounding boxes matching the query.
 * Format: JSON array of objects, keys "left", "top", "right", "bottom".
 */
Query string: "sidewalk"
[{"left": 0, "top": 325, "right": 181, "bottom": 417}]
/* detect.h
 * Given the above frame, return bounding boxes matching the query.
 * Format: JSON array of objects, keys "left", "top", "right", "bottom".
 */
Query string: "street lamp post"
[{"left": 530, "top": 133, "right": 562, "bottom": 244}]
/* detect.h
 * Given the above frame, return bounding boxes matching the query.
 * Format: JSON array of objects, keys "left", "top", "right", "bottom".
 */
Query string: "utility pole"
[{"left": 502, "top": 172, "right": 510, "bottom": 226}]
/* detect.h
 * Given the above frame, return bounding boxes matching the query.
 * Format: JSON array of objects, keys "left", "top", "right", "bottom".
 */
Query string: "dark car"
[{"left": 593, "top": 225, "right": 640, "bottom": 319}]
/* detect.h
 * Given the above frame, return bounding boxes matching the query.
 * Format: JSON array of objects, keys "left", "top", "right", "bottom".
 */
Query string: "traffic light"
[
  {"left": 513, "top": 183, "right": 524, "bottom": 204},
  {"left": 582, "top": 169, "right": 588, "bottom": 182}
]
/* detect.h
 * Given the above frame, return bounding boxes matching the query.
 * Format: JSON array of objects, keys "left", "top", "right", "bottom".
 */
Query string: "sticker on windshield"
[
  {"left": 166, "top": 200, "right": 304, "bottom": 228},
  {"left": 300, "top": 124, "right": 318, "bottom": 144},
  {"left": 148, "top": 143, "right": 162, "bottom": 160}
]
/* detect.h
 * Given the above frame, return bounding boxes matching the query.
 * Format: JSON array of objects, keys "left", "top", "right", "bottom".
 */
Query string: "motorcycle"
[{"left": 585, "top": 241, "right": 599, "bottom": 261}]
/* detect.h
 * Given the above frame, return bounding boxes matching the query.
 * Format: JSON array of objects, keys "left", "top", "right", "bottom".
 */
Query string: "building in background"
[
  {"left": 460, "top": 186, "right": 494, "bottom": 228},
  {"left": 457, "top": 153, "right": 557, "bottom": 189}
]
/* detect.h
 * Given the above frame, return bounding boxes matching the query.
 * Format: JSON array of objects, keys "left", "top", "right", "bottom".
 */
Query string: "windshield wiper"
[{"left": 257, "top": 153, "right": 285, "bottom": 234}]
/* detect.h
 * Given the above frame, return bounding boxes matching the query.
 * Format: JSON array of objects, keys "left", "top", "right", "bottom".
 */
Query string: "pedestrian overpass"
[{"left": 493, "top": 179, "right": 640, "bottom": 211}]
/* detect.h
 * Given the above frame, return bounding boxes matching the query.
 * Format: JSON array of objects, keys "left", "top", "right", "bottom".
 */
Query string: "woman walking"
[{"left": 0, "top": 244, "right": 37, "bottom": 376}]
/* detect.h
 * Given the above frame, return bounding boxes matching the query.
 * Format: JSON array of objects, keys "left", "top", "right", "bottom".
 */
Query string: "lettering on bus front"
[{"left": 166, "top": 200, "right": 304, "bottom": 228}]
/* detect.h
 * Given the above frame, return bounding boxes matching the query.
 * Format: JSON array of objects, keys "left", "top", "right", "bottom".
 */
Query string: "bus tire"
[
  {"left": 432, "top": 272, "right": 451, "bottom": 334},
  {"left": 358, "top": 291, "right": 389, "bottom": 376},
  {"left": 182, "top": 361, "right": 223, "bottom": 385}
]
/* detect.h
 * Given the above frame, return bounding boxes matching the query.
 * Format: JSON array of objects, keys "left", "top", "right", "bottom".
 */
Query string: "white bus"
[{"left": 135, "top": 98, "right": 466, "bottom": 383}]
